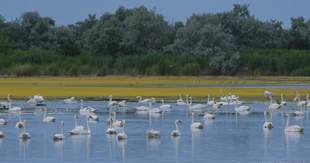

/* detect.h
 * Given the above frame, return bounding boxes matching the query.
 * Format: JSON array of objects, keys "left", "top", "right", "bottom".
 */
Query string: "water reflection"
[
  {"left": 147, "top": 138, "right": 160, "bottom": 151},
  {"left": 171, "top": 137, "right": 181, "bottom": 163},
  {"left": 19, "top": 139, "right": 29, "bottom": 160},
  {"left": 117, "top": 140, "right": 127, "bottom": 163}
]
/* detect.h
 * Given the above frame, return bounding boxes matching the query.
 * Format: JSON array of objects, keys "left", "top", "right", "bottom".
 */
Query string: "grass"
[{"left": 0, "top": 76, "right": 310, "bottom": 100}]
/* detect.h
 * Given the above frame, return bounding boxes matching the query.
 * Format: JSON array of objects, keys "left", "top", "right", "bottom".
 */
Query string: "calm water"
[{"left": 0, "top": 101, "right": 309, "bottom": 163}]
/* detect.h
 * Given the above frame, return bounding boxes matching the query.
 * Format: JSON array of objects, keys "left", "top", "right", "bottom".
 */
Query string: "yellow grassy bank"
[{"left": 0, "top": 76, "right": 309, "bottom": 100}]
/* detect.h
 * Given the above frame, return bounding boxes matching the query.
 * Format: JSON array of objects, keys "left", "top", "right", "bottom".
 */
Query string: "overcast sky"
[{"left": 1, "top": 0, "right": 309, "bottom": 27}]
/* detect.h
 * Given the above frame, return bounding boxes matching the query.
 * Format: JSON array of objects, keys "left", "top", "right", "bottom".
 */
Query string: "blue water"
[{"left": 0, "top": 101, "right": 309, "bottom": 163}]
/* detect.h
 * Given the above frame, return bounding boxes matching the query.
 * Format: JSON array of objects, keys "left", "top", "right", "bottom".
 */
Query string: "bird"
[
  {"left": 118, "top": 100, "right": 127, "bottom": 107},
  {"left": 285, "top": 114, "right": 304, "bottom": 133},
  {"left": 16, "top": 112, "right": 25, "bottom": 128},
  {"left": 64, "top": 97, "right": 77, "bottom": 104},
  {"left": 106, "top": 117, "right": 117, "bottom": 135},
  {"left": 53, "top": 121, "right": 64, "bottom": 141},
  {"left": 42, "top": 108, "right": 56, "bottom": 123},
  {"left": 159, "top": 99, "right": 171, "bottom": 112},
  {"left": 188, "top": 96, "right": 206, "bottom": 112},
  {"left": 136, "top": 96, "right": 155, "bottom": 104},
  {"left": 117, "top": 120, "right": 127, "bottom": 140},
  {"left": 79, "top": 99, "right": 96, "bottom": 115},
  {"left": 87, "top": 112, "right": 99, "bottom": 122},
  {"left": 280, "top": 94, "right": 287, "bottom": 106},
  {"left": 0, "top": 131, "right": 4, "bottom": 138},
  {"left": 203, "top": 112, "right": 216, "bottom": 120},
  {"left": 108, "top": 95, "right": 118, "bottom": 107},
  {"left": 170, "top": 119, "right": 182, "bottom": 137},
  {"left": 146, "top": 102, "right": 160, "bottom": 138},
  {"left": 207, "top": 94, "right": 215, "bottom": 105},
  {"left": 0, "top": 118, "right": 8, "bottom": 125},
  {"left": 235, "top": 104, "right": 251, "bottom": 115},
  {"left": 69, "top": 115, "right": 91, "bottom": 135},
  {"left": 110, "top": 112, "right": 124, "bottom": 127},
  {"left": 190, "top": 112, "right": 203, "bottom": 129},
  {"left": 263, "top": 110, "right": 273, "bottom": 129},
  {"left": 19, "top": 120, "right": 31, "bottom": 140},
  {"left": 268, "top": 96, "right": 281, "bottom": 110},
  {"left": 7, "top": 94, "right": 22, "bottom": 112},
  {"left": 176, "top": 94, "right": 187, "bottom": 106}
]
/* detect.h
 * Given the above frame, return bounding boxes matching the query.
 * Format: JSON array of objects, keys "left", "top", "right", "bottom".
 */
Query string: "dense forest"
[{"left": 1, "top": 4, "right": 310, "bottom": 76}]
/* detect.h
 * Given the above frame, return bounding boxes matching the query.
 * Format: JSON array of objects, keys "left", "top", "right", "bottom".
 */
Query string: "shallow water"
[{"left": 0, "top": 101, "right": 309, "bottom": 163}]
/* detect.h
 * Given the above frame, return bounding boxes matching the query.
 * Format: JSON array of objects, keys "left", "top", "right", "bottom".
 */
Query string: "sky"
[{"left": 1, "top": 0, "right": 310, "bottom": 27}]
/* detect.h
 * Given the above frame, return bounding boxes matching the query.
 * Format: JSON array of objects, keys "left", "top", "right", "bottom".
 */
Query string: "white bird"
[
  {"left": 176, "top": 95, "right": 187, "bottom": 106},
  {"left": 117, "top": 120, "right": 127, "bottom": 140},
  {"left": 293, "top": 106, "right": 305, "bottom": 117},
  {"left": 170, "top": 119, "right": 182, "bottom": 137},
  {"left": 212, "top": 101, "right": 223, "bottom": 109},
  {"left": 106, "top": 116, "right": 117, "bottom": 135},
  {"left": 6, "top": 95, "right": 22, "bottom": 112},
  {"left": 306, "top": 94, "right": 310, "bottom": 107},
  {"left": 53, "top": 121, "right": 64, "bottom": 141},
  {"left": 160, "top": 99, "right": 171, "bottom": 111},
  {"left": 64, "top": 97, "right": 77, "bottom": 104},
  {"left": 19, "top": 120, "right": 31, "bottom": 140},
  {"left": 42, "top": 108, "right": 56, "bottom": 123},
  {"left": 16, "top": 112, "right": 25, "bottom": 128},
  {"left": 118, "top": 100, "right": 127, "bottom": 107},
  {"left": 108, "top": 95, "right": 118, "bottom": 107},
  {"left": 0, "top": 118, "right": 8, "bottom": 125},
  {"left": 69, "top": 115, "right": 91, "bottom": 135},
  {"left": 235, "top": 105, "right": 251, "bottom": 115},
  {"left": 295, "top": 94, "right": 307, "bottom": 107},
  {"left": 285, "top": 115, "right": 304, "bottom": 133},
  {"left": 207, "top": 94, "right": 215, "bottom": 105},
  {"left": 264, "top": 90, "right": 273, "bottom": 99},
  {"left": 268, "top": 97, "right": 281, "bottom": 110},
  {"left": 263, "top": 110, "right": 273, "bottom": 129},
  {"left": 135, "top": 106, "right": 150, "bottom": 113},
  {"left": 110, "top": 112, "right": 124, "bottom": 127},
  {"left": 88, "top": 112, "right": 99, "bottom": 122},
  {"left": 79, "top": 99, "right": 96, "bottom": 115},
  {"left": 0, "top": 131, "right": 4, "bottom": 138},
  {"left": 188, "top": 97, "right": 206, "bottom": 112},
  {"left": 280, "top": 94, "right": 287, "bottom": 106},
  {"left": 190, "top": 112, "right": 203, "bottom": 129},
  {"left": 203, "top": 112, "right": 215, "bottom": 120},
  {"left": 136, "top": 96, "right": 155, "bottom": 104},
  {"left": 146, "top": 102, "right": 160, "bottom": 138}
]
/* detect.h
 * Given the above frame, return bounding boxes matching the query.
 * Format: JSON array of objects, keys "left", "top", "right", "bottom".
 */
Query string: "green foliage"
[{"left": 0, "top": 5, "right": 310, "bottom": 76}]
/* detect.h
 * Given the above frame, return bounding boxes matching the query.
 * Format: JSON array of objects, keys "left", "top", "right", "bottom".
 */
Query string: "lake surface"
[{"left": 0, "top": 100, "right": 309, "bottom": 163}]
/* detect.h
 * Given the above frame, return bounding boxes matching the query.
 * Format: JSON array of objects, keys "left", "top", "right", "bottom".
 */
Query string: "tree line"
[{"left": 0, "top": 4, "right": 310, "bottom": 76}]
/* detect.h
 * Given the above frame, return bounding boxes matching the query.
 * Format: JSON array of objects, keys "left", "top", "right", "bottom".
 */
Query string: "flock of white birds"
[{"left": 0, "top": 91, "right": 307, "bottom": 142}]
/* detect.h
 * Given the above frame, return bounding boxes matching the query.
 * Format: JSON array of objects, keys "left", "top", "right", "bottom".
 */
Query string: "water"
[{"left": 0, "top": 101, "right": 309, "bottom": 163}]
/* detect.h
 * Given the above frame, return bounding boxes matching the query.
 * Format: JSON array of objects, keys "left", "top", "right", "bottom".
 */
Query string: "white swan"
[
  {"left": 176, "top": 94, "right": 187, "bottom": 106},
  {"left": 191, "top": 112, "right": 203, "bottom": 129},
  {"left": 16, "top": 112, "right": 25, "bottom": 128},
  {"left": 53, "top": 121, "right": 64, "bottom": 141},
  {"left": 0, "top": 118, "right": 8, "bottom": 125},
  {"left": 79, "top": 99, "right": 96, "bottom": 115},
  {"left": 110, "top": 112, "right": 124, "bottom": 127},
  {"left": 263, "top": 110, "right": 273, "bottom": 129},
  {"left": 293, "top": 106, "right": 305, "bottom": 117},
  {"left": 188, "top": 97, "right": 206, "bottom": 112},
  {"left": 135, "top": 105, "right": 150, "bottom": 113},
  {"left": 306, "top": 94, "right": 310, "bottom": 107},
  {"left": 203, "top": 112, "right": 215, "bottom": 120},
  {"left": 88, "top": 112, "right": 99, "bottom": 122},
  {"left": 42, "top": 108, "right": 56, "bottom": 123},
  {"left": 295, "top": 94, "right": 307, "bottom": 107},
  {"left": 108, "top": 95, "right": 118, "bottom": 107},
  {"left": 280, "top": 94, "right": 287, "bottom": 106},
  {"left": 268, "top": 97, "right": 281, "bottom": 110},
  {"left": 212, "top": 101, "right": 223, "bottom": 109},
  {"left": 146, "top": 102, "right": 160, "bottom": 138},
  {"left": 118, "top": 100, "right": 127, "bottom": 107},
  {"left": 64, "top": 97, "right": 77, "bottom": 104},
  {"left": 117, "top": 120, "right": 127, "bottom": 140},
  {"left": 160, "top": 99, "right": 171, "bottom": 111},
  {"left": 106, "top": 116, "right": 117, "bottom": 135},
  {"left": 285, "top": 115, "right": 304, "bottom": 133},
  {"left": 7, "top": 95, "right": 22, "bottom": 112},
  {"left": 0, "top": 131, "right": 4, "bottom": 138},
  {"left": 235, "top": 104, "right": 251, "bottom": 115},
  {"left": 136, "top": 96, "right": 155, "bottom": 104},
  {"left": 207, "top": 94, "right": 215, "bottom": 105},
  {"left": 69, "top": 115, "right": 91, "bottom": 135},
  {"left": 19, "top": 120, "right": 31, "bottom": 140},
  {"left": 171, "top": 119, "right": 182, "bottom": 137}
]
